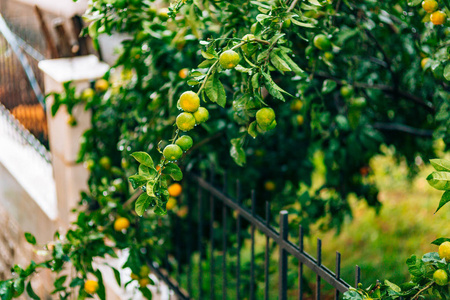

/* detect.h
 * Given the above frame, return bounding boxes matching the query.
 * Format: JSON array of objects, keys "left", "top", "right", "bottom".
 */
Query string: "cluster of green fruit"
[{"left": 163, "top": 91, "right": 209, "bottom": 161}]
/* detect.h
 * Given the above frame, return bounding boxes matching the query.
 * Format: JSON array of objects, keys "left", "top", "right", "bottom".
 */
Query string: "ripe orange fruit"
[
  {"left": 168, "top": 183, "right": 182, "bottom": 197},
  {"left": 422, "top": 0, "right": 438, "bottom": 13},
  {"left": 193, "top": 107, "right": 209, "bottom": 124},
  {"left": 439, "top": 241, "right": 450, "bottom": 261},
  {"left": 95, "top": 79, "right": 109, "bottom": 92},
  {"left": 313, "top": 34, "right": 332, "bottom": 51},
  {"left": 179, "top": 91, "right": 200, "bottom": 113},
  {"left": 84, "top": 280, "right": 99, "bottom": 294},
  {"left": 175, "top": 135, "right": 193, "bottom": 151},
  {"left": 219, "top": 50, "right": 240, "bottom": 69},
  {"left": 430, "top": 11, "right": 446, "bottom": 25},
  {"left": 178, "top": 68, "right": 189, "bottom": 79},
  {"left": 264, "top": 181, "right": 276, "bottom": 191},
  {"left": 434, "top": 269, "right": 449, "bottom": 286},
  {"left": 114, "top": 217, "right": 130, "bottom": 231},
  {"left": 176, "top": 112, "right": 196, "bottom": 131},
  {"left": 177, "top": 206, "right": 189, "bottom": 218},
  {"left": 163, "top": 144, "right": 183, "bottom": 161},
  {"left": 421, "top": 58, "right": 430, "bottom": 69},
  {"left": 256, "top": 107, "right": 276, "bottom": 128},
  {"left": 166, "top": 197, "right": 177, "bottom": 210}
]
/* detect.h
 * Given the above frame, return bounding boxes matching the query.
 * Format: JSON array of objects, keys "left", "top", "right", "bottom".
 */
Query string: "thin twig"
[
  {"left": 123, "top": 190, "right": 143, "bottom": 208},
  {"left": 372, "top": 122, "right": 434, "bottom": 137},
  {"left": 412, "top": 281, "right": 434, "bottom": 300},
  {"left": 288, "top": 0, "right": 299, "bottom": 12}
]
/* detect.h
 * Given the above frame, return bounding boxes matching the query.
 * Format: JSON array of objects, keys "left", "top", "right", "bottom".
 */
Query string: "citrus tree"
[{"left": 0, "top": 0, "right": 450, "bottom": 298}]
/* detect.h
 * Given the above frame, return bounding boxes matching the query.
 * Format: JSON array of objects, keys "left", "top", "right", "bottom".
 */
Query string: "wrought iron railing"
[{"left": 149, "top": 170, "right": 361, "bottom": 300}]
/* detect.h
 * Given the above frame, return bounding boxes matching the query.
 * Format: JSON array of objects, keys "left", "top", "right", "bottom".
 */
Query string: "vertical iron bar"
[
  {"left": 250, "top": 190, "right": 256, "bottom": 300},
  {"left": 264, "top": 201, "right": 271, "bottom": 300},
  {"left": 236, "top": 179, "right": 241, "bottom": 300},
  {"left": 279, "top": 211, "right": 288, "bottom": 300},
  {"left": 355, "top": 265, "right": 361, "bottom": 287},
  {"left": 298, "top": 226, "right": 304, "bottom": 300},
  {"left": 222, "top": 172, "right": 227, "bottom": 300},
  {"left": 316, "top": 239, "right": 322, "bottom": 300},
  {"left": 198, "top": 185, "right": 203, "bottom": 300},
  {"left": 187, "top": 193, "right": 193, "bottom": 296},
  {"left": 210, "top": 167, "right": 215, "bottom": 300},
  {"left": 335, "top": 252, "right": 341, "bottom": 300}
]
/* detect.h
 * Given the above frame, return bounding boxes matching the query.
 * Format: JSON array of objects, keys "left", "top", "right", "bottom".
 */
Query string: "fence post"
[
  {"left": 279, "top": 210, "right": 288, "bottom": 300},
  {"left": 38, "top": 55, "right": 109, "bottom": 228}
]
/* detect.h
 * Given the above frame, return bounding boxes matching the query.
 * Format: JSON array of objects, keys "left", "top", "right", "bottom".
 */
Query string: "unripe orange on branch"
[
  {"left": 219, "top": 50, "right": 240, "bottom": 69},
  {"left": 179, "top": 91, "right": 200, "bottom": 113}
]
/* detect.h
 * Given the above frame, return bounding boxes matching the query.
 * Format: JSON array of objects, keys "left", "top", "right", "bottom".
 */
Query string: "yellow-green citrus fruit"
[
  {"left": 296, "top": 115, "right": 304, "bottom": 126},
  {"left": 84, "top": 280, "right": 99, "bottom": 294},
  {"left": 168, "top": 183, "right": 182, "bottom": 197},
  {"left": 340, "top": 85, "right": 354, "bottom": 98},
  {"left": 130, "top": 273, "right": 139, "bottom": 280},
  {"left": 256, "top": 107, "right": 276, "bottom": 128},
  {"left": 176, "top": 112, "right": 196, "bottom": 131},
  {"left": 95, "top": 79, "right": 109, "bottom": 92},
  {"left": 179, "top": 91, "right": 200, "bottom": 113},
  {"left": 290, "top": 99, "right": 303, "bottom": 112},
  {"left": 85, "top": 159, "right": 95, "bottom": 171},
  {"left": 81, "top": 88, "right": 95, "bottom": 101},
  {"left": 193, "top": 107, "right": 209, "bottom": 124},
  {"left": 421, "top": 58, "right": 430, "bottom": 69},
  {"left": 67, "top": 115, "right": 77, "bottom": 126},
  {"left": 431, "top": 11, "right": 446, "bottom": 25},
  {"left": 158, "top": 7, "right": 169, "bottom": 20},
  {"left": 163, "top": 144, "right": 183, "bottom": 161},
  {"left": 114, "top": 217, "right": 130, "bottom": 231},
  {"left": 175, "top": 135, "right": 193, "bottom": 151},
  {"left": 139, "top": 265, "right": 151, "bottom": 278},
  {"left": 433, "top": 269, "right": 449, "bottom": 286},
  {"left": 219, "top": 50, "right": 240, "bottom": 69},
  {"left": 313, "top": 34, "right": 332, "bottom": 51},
  {"left": 166, "top": 197, "right": 177, "bottom": 210},
  {"left": 324, "top": 51, "right": 334, "bottom": 61},
  {"left": 282, "top": 18, "right": 291, "bottom": 28},
  {"left": 422, "top": 0, "right": 439, "bottom": 13},
  {"left": 139, "top": 277, "right": 151, "bottom": 287},
  {"left": 242, "top": 34, "right": 256, "bottom": 55},
  {"left": 99, "top": 156, "right": 112, "bottom": 170},
  {"left": 439, "top": 241, "right": 450, "bottom": 260},
  {"left": 265, "top": 181, "right": 276, "bottom": 191}
]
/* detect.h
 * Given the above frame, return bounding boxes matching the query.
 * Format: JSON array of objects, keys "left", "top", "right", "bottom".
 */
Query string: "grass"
[{"left": 307, "top": 152, "right": 449, "bottom": 288}]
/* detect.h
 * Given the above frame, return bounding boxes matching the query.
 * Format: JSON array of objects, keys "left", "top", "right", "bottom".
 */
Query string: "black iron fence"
[{"left": 149, "top": 171, "right": 361, "bottom": 300}]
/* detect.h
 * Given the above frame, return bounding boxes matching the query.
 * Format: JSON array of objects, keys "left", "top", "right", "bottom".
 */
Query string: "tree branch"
[{"left": 372, "top": 122, "right": 433, "bottom": 137}]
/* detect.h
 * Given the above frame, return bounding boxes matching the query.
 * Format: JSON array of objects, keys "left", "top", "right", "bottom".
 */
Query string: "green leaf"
[
  {"left": 422, "top": 252, "right": 443, "bottom": 263},
  {"left": 427, "top": 172, "right": 450, "bottom": 190},
  {"left": 406, "top": 255, "right": 425, "bottom": 277},
  {"left": 139, "top": 165, "right": 158, "bottom": 178},
  {"left": 321, "top": 79, "right": 337, "bottom": 94},
  {"left": 435, "top": 191, "right": 450, "bottom": 213},
  {"left": 430, "top": 159, "right": 450, "bottom": 172},
  {"left": 432, "top": 238, "right": 450, "bottom": 246},
  {"left": 279, "top": 52, "right": 304, "bottom": 75},
  {"left": 270, "top": 52, "right": 291, "bottom": 72},
  {"left": 261, "top": 72, "right": 285, "bottom": 101},
  {"left": 135, "top": 193, "right": 152, "bottom": 216},
  {"left": 408, "top": 0, "right": 422, "bottom": 5},
  {"left": 230, "top": 138, "right": 246, "bottom": 167},
  {"left": 24, "top": 232, "right": 36, "bottom": 245},
  {"left": 291, "top": 18, "right": 316, "bottom": 28},
  {"left": 128, "top": 174, "right": 149, "bottom": 189},
  {"left": 146, "top": 181, "right": 156, "bottom": 197},
  {"left": 26, "top": 282, "right": 40, "bottom": 300},
  {"left": 162, "top": 163, "right": 183, "bottom": 181},
  {"left": 384, "top": 280, "right": 401, "bottom": 293},
  {"left": 248, "top": 121, "right": 258, "bottom": 138},
  {"left": 94, "top": 270, "right": 106, "bottom": 300},
  {"left": 444, "top": 64, "right": 450, "bottom": 81},
  {"left": 201, "top": 50, "right": 216, "bottom": 60},
  {"left": 131, "top": 152, "right": 154, "bottom": 168},
  {"left": 205, "top": 73, "right": 227, "bottom": 107},
  {"left": 112, "top": 267, "right": 121, "bottom": 287}
]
